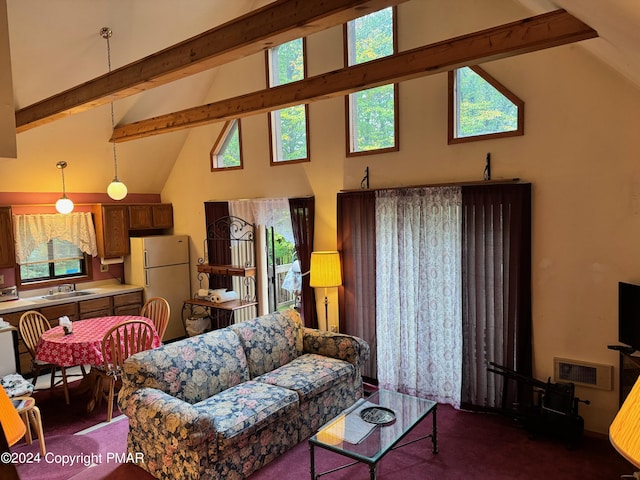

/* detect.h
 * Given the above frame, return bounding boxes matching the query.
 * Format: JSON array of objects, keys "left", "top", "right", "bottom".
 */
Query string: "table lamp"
[
  {"left": 0, "top": 386, "right": 26, "bottom": 447},
  {"left": 309, "top": 251, "right": 342, "bottom": 331},
  {"left": 610, "top": 374, "right": 640, "bottom": 473}
]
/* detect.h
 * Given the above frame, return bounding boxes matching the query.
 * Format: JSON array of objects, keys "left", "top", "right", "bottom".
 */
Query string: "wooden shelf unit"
[
  {"left": 197, "top": 264, "right": 256, "bottom": 277},
  {"left": 184, "top": 214, "right": 258, "bottom": 335}
]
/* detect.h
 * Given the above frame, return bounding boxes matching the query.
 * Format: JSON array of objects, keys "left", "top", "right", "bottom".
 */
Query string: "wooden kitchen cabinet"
[
  {"left": 39, "top": 303, "right": 79, "bottom": 326},
  {"left": 93, "top": 204, "right": 130, "bottom": 258},
  {"left": 78, "top": 296, "right": 113, "bottom": 320},
  {"left": 113, "top": 290, "right": 143, "bottom": 316},
  {"left": 128, "top": 204, "right": 173, "bottom": 230},
  {"left": 0, "top": 206, "right": 16, "bottom": 268},
  {"left": 152, "top": 204, "right": 174, "bottom": 229}
]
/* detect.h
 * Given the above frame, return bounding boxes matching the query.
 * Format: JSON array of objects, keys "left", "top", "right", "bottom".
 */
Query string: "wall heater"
[{"left": 553, "top": 357, "right": 613, "bottom": 390}]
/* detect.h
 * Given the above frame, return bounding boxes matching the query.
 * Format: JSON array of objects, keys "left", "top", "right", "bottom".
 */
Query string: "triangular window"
[
  {"left": 210, "top": 120, "right": 243, "bottom": 171},
  {"left": 448, "top": 66, "right": 524, "bottom": 144}
]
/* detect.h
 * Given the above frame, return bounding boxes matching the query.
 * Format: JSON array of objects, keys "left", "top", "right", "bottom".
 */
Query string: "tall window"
[
  {"left": 448, "top": 65, "right": 524, "bottom": 144},
  {"left": 267, "top": 38, "right": 309, "bottom": 164},
  {"left": 345, "top": 7, "right": 398, "bottom": 156},
  {"left": 20, "top": 239, "right": 87, "bottom": 283},
  {"left": 211, "top": 120, "right": 243, "bottom": 171}
]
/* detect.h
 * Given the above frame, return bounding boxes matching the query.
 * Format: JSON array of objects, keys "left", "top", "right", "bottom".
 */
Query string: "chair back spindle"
[{"left": 140, "top": 297, "right": 170, "bottom": 341}]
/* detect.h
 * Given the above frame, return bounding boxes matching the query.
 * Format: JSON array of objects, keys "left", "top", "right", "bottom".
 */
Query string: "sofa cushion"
[
  {"left": 195, "top": 380, "right": 299, "bottom": 449},
  {"left": 229, "top": 309, "right": 303, "bottom": 378},
  {"left": 254, "top": 353, "right": 355, "bottom": 402},
  {"left": 123, "top": 328, "right": 250, "bottom": 404}
]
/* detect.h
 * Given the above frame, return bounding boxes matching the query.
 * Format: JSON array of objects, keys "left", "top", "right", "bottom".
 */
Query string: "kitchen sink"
[{"left": 41, "top": 290, "right": 93, "bottom": 300}]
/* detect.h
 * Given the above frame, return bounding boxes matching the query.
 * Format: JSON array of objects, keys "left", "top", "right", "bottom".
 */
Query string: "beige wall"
[
  {"left": 0, "top": 0, "right": 16, "bottom": 159},
  {"left": 162, "top": 1, "right": 640, "bottom": 434}
]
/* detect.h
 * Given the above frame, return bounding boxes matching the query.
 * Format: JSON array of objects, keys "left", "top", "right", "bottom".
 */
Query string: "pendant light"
[
  {"left": 55, "top": 161, "right": 74, "bottom": 214},
  {"left": 101, "top": 27, "right": 127, "bottom": 201}
]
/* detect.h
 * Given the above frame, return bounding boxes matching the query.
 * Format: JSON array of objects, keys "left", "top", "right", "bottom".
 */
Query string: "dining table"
[{"left": 35, "top": 315, "right": 161, "bottom": 413}]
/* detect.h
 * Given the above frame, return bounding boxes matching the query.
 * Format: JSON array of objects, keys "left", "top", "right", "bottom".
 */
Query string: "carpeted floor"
[
  {"left": 13, "top": 416, "right": 128, "bottom": 480},
  {"left": 8, "top": 380, "right": 636, "bottom": 480},
  {"left": 8, "top": 377, "right": 133, "bottom": 480},
  {"left": 248, "top": 404, "right": 635, "bottom": 480}
]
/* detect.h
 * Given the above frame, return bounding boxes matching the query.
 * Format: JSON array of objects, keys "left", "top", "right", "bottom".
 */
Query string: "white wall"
[{"left": 162, "top": 0, "right": 640, "bottom": 434}]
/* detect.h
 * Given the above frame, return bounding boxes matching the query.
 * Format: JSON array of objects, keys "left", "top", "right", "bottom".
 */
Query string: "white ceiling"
[{"left": 3, "top": 0, "right": 640, "bottom": 195}]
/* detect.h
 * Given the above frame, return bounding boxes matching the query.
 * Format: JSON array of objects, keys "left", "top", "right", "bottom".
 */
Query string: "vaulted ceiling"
[
  {"left": 518, "top": 0, "right": 640, "bottom": 90},
  {"left": 3, "top": 0, "right": 639, "bottom": 196}
]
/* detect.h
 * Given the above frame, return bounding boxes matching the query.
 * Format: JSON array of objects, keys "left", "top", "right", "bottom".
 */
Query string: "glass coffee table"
[{"left": 309, "top": 389, "right": 437, "bottom": 480}]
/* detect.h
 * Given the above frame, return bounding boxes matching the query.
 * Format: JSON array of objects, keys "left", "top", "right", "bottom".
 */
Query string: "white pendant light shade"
[
  {"left": 55, "top": 197, "right": 74, "bottom": 214},
  {"left": 107, "top": 179, "right": 128, "bottom": 201},
  {"left": 55, "top": 161, "right": 74, "bottom": 214}
]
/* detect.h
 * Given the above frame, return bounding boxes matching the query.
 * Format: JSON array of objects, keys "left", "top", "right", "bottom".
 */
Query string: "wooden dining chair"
[
  {"left": 98, "top": 319, "right": 156, "bottom": 421},
  {"left": 18, "top": 310, "right": 70, "bottom": 405},
  {"left": 140, "top": 296, "right": 170, "bottom": 341}
]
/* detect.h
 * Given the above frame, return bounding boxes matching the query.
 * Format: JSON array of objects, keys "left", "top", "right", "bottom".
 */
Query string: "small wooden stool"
[{"left": 13, "top": 396, "right": 46, "bottom": 455}]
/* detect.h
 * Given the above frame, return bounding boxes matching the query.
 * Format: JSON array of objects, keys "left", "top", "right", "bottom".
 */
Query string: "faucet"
[{"left": 60, "top": 283, "right": 75, "bottom": 293}]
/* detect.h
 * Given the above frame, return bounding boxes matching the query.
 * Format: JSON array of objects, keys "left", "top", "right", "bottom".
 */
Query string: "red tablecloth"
[{"left": 35, "top": 315, "right": 161, "bottom": 367}]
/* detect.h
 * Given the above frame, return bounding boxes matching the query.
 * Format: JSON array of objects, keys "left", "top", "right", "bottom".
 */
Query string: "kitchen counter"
[{"left": 0, "top": 283, "right": 143, "bottom": 315}]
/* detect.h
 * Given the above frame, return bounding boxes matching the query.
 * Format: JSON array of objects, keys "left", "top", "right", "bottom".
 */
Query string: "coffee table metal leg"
[
  {"left": 369, "top": 463, "right": 377, "bottom": 480},
  {"left": 310, "top": 442, "right": 316, "bottom": 480},
  {"left": 432, "top": 406, "right": 438, "bottom": 454}
]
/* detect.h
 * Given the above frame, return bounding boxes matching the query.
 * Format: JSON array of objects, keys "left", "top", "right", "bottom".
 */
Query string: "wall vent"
[{"left": 553, "top": 357, "right": 613, "bottom": 390}]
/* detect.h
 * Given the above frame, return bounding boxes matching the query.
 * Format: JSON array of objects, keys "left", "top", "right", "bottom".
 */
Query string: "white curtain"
[
  {"left": 250, "top": 198, "right": 293, "bottom": 243},
  {"left": 13, "top": 212, "right": 98, "bottom": 263},
  {"left": 228, "top": 198, "right": 293, "bottom": 242},
  {"left": 375, "top": 186, "right": 462, "bottom": 407}
]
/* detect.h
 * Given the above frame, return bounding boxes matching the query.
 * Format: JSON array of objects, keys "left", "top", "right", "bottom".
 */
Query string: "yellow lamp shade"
[
  {"left": 0, "top": 386, "right": 25, "bottom": 447},
  {"left": 610, "top": 374, "right": 640, "bottom": 468},
  {"left": 310, "top": 251, "right": 342, "bottom": 288}
]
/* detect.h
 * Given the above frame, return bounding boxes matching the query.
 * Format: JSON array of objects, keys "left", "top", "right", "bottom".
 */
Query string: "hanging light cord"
[
  {"left": 58, "top": 162, "right": 67, "bottom": 197},
  {"left": 61, "top": 166, "right": 66, "bottom": 196},
  {"left": 101, "top": 27, "right": 119, "bottom": 182}
]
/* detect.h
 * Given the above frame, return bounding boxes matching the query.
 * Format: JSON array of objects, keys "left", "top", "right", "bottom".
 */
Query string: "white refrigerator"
[{"left": 125, "top": 235, "right": 191, "bottom": 341}]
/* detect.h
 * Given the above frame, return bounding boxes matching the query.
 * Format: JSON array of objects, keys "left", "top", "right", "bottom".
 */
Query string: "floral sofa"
[{"left": 117, "top": 309, "right": 369, "bottom": 480}]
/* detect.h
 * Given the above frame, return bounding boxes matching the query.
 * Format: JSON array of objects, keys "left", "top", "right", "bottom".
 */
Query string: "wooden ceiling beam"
[
  {"left": 15, "top": 0, "right": 408, "bottom": 133},
  {"left": 111, "top": 9, "right": 597, "bottom": 143}
]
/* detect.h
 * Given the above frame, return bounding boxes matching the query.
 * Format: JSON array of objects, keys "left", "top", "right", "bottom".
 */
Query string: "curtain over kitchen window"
[{"left": 13, "top": 212, "right": 98, "bottom": 263}]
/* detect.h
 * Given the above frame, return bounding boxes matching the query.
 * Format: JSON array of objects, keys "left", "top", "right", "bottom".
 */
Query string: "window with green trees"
[
  {"left": 20, "top": 238, "right": 86, "bottom": 283},
  {"left": 267, "top": 38, "right": 309, "bottom": 164},
  {"left": 210, "top": 120, "right": 243, "bottom": 171},
  {"left": 449, "top": 65, "right": 524, "bottom": 144},
  {"left": 345, "top": 7, "right": 398, "bottom": 156}
]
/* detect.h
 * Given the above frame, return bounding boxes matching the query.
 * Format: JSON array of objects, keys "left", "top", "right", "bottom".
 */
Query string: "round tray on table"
[{"left": 359, "top": 406, "right": 396, "bottom": 426}]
